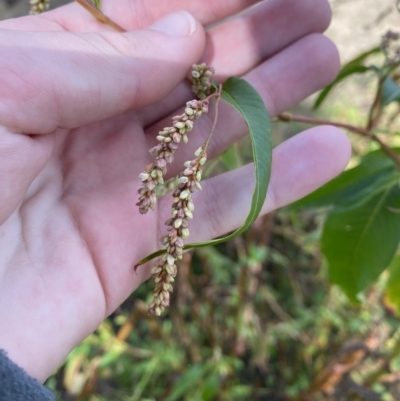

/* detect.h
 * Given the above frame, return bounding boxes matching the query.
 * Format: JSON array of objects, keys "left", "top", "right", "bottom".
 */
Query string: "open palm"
[{"left": 0, "top": 0, "right": 350, "bottom": 382}]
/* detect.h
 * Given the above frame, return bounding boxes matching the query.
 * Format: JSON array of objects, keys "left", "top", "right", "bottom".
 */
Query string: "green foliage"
[
  {"left": 344, "top": 47, "right": 382, "bottom": 68},
  {"left": 192, "top": 76, "right": 272, "bottom": 245},
  {"left": 312, "top": 47, "right": 381, "bottom": 110},
  {"left": 48, "top": 211, "right": 400, "bottom": 400},
  {"left": 93, "top": 0, "right": 101, "bottom": 10},
  {"left": 294, "top": 33, "right": 400, "bottom": 302},
  {"left": 135, "top": 77, "right": 272, "bottom": 266},
  {"left": 39, "top": 5, "right": 400, "bottom": 399},
  {"left": 382, "top": 77, "right": 400, "bottom": 105},
  {"left": 322, "top": 185, "right": 400, "bottom": 300},
  {"left": 291, "top": 149, "right": 400, "bottom": 211},
  {"left": 219, "top": 143, "right": 243, "bottom": 171},
  {"left": 313, "top": 64, "right": 373, "bottom": 110},
  {"left": 293, "top": 148, "right": 400, "bottom": 302}
]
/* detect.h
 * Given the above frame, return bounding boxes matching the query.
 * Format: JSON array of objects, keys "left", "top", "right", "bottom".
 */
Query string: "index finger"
[{"left": 43, "top": 0, "right": 262, "bottom": 32}]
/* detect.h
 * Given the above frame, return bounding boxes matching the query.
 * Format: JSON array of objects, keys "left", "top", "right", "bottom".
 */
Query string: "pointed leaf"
[
  {"left": 381, "top": 77, "right": 400, "bottom": 106},
  {"left": 135, "top": 78, "right": 271, "bottom": 267},
  {"left": 313, "top": 65, "right": 373, "bottom": 109},
  {"left": 312, "top": 45, "right": 380, "bottom": 112},
  {"left": 219, "top": 143, "right": 243, "bottom": 171},
  {"left": 343, "top": 47, "right": 381, "bottom": 68},
  {"left": 322, "top": 185, "right": 400, "bottom": 301},
  {"left": 167, "top": 365, "right": 208, "bottom": 401},
  {"left": 291, "top": 149, "right": 400, "bottom": 210}
]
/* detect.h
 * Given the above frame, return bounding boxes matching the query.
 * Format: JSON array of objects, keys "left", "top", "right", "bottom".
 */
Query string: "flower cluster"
[
  {"left": 381, "top": 30, "right": 400, "bottom": 65},
  {"left": 30, "top": 0, "right": 49, "bottom": 14},
  {"left": 137, "top": 99, "right": 209, "bottom": 214},
  {"left": 192, "top": 63, "right": 216, "bottom": 99},
  {"left": 148, "top": 148, "right": 207, "bottom": 316},
  {"left": 136, "top": 63, "right": 218, "bottom": 315}
]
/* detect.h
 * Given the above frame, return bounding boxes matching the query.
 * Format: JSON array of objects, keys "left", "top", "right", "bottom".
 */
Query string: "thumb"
[{"left": 0, "top": 11, "right": 205, "bottom": 134}]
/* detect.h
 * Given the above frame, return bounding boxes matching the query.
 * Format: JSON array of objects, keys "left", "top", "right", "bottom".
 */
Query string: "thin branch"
[
  {"left": 75, "top": 0, "right": 126, "bottom": 32},
  {"left": 278, "top": 112, "right": 369, "bottom": 136},
  {"left": 204, "top": 84, "right": 223, "bottom": 149},
  {"left": 367, "top": 77, "right": 384, "bottom": 130},
  {"left": 278, "top": 112, "right": 400, "bottom": 170}
]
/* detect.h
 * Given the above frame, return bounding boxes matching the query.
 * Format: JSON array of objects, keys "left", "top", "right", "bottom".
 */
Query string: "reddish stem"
[
  {"left": 75, "top": 0, "right": 126, "bottom": 32},
  {"left": 278, "top": 112, "right": 400, "bottom": 170}
]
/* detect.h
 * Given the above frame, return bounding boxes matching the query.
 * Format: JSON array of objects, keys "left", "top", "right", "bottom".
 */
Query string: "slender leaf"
[
  {"left": 135, "top": 77, "right": 271, "bottom": 267},
  {"left": 343, "top": 47, "right": 381, "bottom": 68},
  {"left": 338, "top": 170, "right": 400, "bottom": 211},
  {"left": 219, "top": 143, "right": 243, "bottom": 170},
  {"left": 322, "top": 184, "right": 400, "bottom": 301},
  {"left": 201, "top": 375, "right": 220, "bottom": 401},
  {"left": 290, "top": 149, "right": 400, "bottom": 210},
  {"left": 167, "top": 365, "right": 208, "bottom": 401},
  {"left": 381, "top": 77, "right": 400, "bottom": 106},
  {"left": 313, "top": 65, "right": 373, "bottom": 109},
  {"left": 384, "top": 254, "right": 400, "bottom": 316},
  {"left": 312, "top": 46, "right": 380, "bottom": 110}
]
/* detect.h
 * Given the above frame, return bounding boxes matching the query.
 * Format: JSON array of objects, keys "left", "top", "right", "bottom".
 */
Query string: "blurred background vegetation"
[{"left": 2, "top": 0, "right": 400, "bottom": 400}]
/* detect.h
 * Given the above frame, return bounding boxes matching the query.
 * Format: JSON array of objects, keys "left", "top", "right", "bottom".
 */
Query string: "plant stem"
[
  {"left": 75, "top": 0, "right": 126, "bottom": 32},
  {"left": 203, "top": 88, "right": 222, "bottom": 104},
  {"left": 278, "top": 112, "right": 400, "bottom": 170},
  {"left": 367, "top": 77, "right": 384, "bottom": 130},
  {"left": 278, "top": 112, "right": 369, "bottom": 136},
  {"left": 204, "top": 84, "right": 222, "bottom": 150}
]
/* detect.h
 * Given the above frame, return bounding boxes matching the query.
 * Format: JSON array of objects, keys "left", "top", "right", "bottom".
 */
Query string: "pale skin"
[{"left": 0, "top": 0, "right": 351, "bottom": 383}]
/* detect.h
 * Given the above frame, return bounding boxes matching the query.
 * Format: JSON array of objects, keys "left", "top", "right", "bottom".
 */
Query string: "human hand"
[{"left": 0, "top": 0, "right": 350, "bottom": 382}]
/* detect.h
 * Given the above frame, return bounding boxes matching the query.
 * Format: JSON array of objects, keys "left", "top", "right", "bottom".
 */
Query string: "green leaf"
[
  {"left": 93, "top": 0, "right": 101, "bottom": 10},
  {"left": 135, "top": 78, "right": 271, "bottom": 267},
  {"left": 201, "top": 375, "right": 220, "bottom": 401},
  {"left": 311, "top": 46, "right": 380, "bottom": 110},
  {"left": 343, "top": 47, "right": 381, "bottom": 68},
  {"left": 219, "top": 143, "right": 243, "bottom": 170},
  {"left": 313, "top": 65, "right": 373, "bottom": 110},
  {"left": 322, "top": 184, "right": 400, "bottom": 301},
  {"left": 384, "top": 254, "right": 400, "bottom": 315},
  {"left": 290, "top": 149, "right": 400, "bottom": 210},
  {"left": 381, "top": 77, "right": 400, "bottom": 106},
  {"left": 211, "top": 79, "right": 219, "bottom": 94},
  {"left": 167, "top": 365, "right": 208, "bottom": 401}
]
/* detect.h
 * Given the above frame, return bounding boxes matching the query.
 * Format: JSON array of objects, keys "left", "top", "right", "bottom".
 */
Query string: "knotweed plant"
[
  {"left": 76, "top": 0, "right": 273, "bottom": 316},
  {"left": 148, "top": 147, "right": 208, "bottom": 316},
  {"left": 138, "top": 64, "right": 220, "bottom": 315},
  {"left": 136, "top": 96, "right": 210, "bottom": 215},
  {"left": 192, "top": 64, "right": 215, "bottom": 100}
]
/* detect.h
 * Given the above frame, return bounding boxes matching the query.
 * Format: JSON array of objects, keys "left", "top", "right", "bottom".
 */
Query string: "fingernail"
[{"left": 150, "top": 11, "right": 197, "bottom": 37}]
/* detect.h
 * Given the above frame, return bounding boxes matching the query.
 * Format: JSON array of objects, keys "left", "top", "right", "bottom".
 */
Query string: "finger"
[
  {"left": 0, "top": 129, "right": 54, "bottom": 224},
  {"left": 158, "top": 127, "right": 351, "bottom": 242},
  {"left": 0, "top": 12, "right": 205, "bottom": 134},
  {"left": 40, "top": 0, "right": 261, "bottom": 32},
  {"left": 147, "top": 34, "right": 340, "bottom": 177},
  {"left": 202, "top": 0, "right": 332, "bottom": 79},
  {"left": 136, "top": 0, "right": 332, "bottom": 127}
]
